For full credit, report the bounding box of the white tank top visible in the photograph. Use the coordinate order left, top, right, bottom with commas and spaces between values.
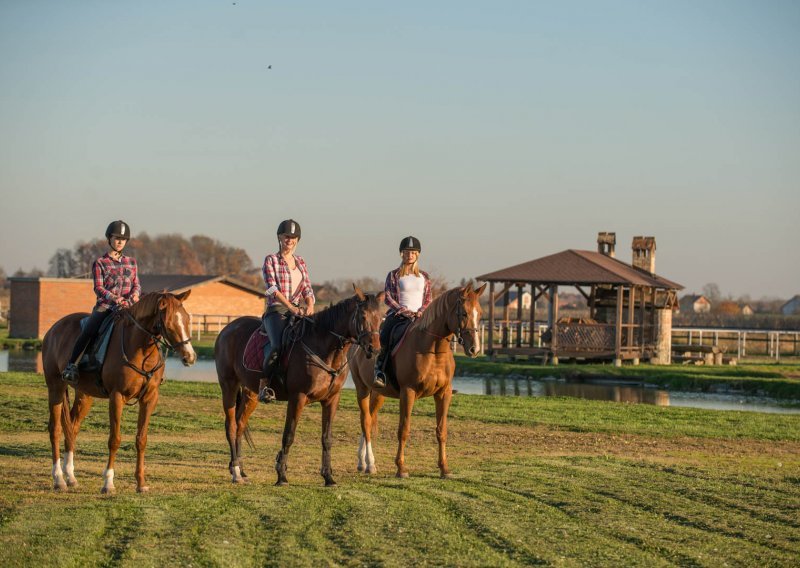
398, 274, 426, 312
290, 265, 302, 298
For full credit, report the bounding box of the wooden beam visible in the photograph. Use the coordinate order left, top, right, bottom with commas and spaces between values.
488, 281, 495, 355
516, 283, 523, 348
615, 286, 623, 359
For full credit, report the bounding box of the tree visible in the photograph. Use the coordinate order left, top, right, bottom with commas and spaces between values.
48, 249, 79, 277
702, 283, 722, 304
0, 266, 7, 289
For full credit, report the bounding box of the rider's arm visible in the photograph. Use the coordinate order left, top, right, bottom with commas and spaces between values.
384, 270, 404, 313
93, 260, 121, 307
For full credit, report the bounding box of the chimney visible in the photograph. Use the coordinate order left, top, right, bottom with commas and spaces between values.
597, 232, 616, 257
632, 236, 656, 274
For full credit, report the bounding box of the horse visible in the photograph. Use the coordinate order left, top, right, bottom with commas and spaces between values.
350, 283, 486, 478
214, 286, 384, 486
41, 291, 197, 493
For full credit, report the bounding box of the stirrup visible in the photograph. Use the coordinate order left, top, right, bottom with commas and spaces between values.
61, 364, 79, 385
373, 366, 387, 388
258, 385, 276, 403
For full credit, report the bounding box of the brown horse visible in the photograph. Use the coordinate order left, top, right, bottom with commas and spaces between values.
350, 283, 486, 478
214, 286, 383, 486
41, 291, 197, 493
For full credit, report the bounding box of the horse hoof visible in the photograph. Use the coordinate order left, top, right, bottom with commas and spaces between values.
325, 479, 337, 487
396, 471, 409, 479
232, 477, 245, 484
441, 472, 452, 479
137, 486, 150, 493
275, 480, 288, 487
67, 478, 79, 487
357, 464, 364, 473
54, 482, 68, 491
100, 487, 115, 495
365, 465, 377, 475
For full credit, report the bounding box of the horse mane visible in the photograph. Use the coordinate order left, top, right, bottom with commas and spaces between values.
125, 291, 177, 322
311, 296, 356, 331
417, 287, 460, 332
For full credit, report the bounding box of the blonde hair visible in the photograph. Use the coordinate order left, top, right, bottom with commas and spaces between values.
398, 250, 421, 277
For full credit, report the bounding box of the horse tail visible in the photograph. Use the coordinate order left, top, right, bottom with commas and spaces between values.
61, 388, 75, 447
236, 387, 256, 451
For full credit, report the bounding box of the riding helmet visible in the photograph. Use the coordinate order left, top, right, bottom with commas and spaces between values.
399, 236, 421, 253
105, 220, 131, 240
277, 219, 301, 238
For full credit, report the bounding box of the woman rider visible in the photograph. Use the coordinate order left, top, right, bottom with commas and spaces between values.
61, 220, 141, 384
258, 219, 316, 403
374, 236, 432, 387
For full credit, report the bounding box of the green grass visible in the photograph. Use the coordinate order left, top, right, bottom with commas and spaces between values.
1, 371, 799, 566
455, 356, 800, 399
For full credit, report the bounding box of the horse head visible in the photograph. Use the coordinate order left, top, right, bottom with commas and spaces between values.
130, 291, 197, 367
352, 284, 384, 359
453, 282, 487, 358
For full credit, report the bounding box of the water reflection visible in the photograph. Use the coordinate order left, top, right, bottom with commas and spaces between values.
2, 351, 797, 414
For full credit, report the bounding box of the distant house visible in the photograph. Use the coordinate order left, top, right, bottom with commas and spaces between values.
679, 294, 711, 314
9, 275, 265, 339
781, 295, 800, 316
493, 290, 532, 311
741, 304, 754, 316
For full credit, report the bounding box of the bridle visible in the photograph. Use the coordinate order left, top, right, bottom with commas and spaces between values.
115, 302, 192, 401
454, 296, 479, 346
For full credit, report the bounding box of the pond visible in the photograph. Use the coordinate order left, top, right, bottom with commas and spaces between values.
2, 350, 798, 414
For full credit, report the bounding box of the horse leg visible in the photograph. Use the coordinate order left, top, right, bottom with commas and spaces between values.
222, 382, 244, 483
356, 392, 371, 473
102, 392, 124, 494
434, 388, 453, 479
134, 391, 158, 493
395, 388, 416, 479
234, 388, 259, 481
63, 391, 94, 487
275, 393, 307, 486
320, 393, 340, 486
48, 385, 67, 491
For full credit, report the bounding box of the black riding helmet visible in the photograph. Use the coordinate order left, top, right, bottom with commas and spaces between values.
105, 220, 131, 240
277, 219, 301, 239
399, 236, 421, 252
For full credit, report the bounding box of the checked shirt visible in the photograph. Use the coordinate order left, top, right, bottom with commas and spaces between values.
92, 253, 141, 311
384, 268, 432, 316
262, 253, 315, 308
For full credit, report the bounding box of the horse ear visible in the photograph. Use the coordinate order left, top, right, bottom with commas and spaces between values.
352, 284, 366, 301
158, 295, 169, 310
461, 285, 471, 299
474, 282, 487, 296
376, 291, 385, 304
175, 289, 191, 303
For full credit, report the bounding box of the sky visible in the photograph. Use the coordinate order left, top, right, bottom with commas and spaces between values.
1, 0, 798, 299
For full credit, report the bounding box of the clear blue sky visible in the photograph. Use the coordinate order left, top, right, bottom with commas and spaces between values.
1, 1, 798, 298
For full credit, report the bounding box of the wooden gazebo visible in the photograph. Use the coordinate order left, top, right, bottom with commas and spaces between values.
476, 235, 683, 365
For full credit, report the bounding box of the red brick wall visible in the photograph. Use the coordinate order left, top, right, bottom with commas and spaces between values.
39, 280, 96, 338
183, 282, 265, 317
9, 280, 41, 338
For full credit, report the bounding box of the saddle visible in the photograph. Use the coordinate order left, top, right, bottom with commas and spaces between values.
382, 318, 414, 388
77, 316, 116, 374
242, 317, 304, 375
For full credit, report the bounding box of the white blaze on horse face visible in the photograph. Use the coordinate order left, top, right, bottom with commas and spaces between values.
472, 307, 481, 352
175, 311, 196, 362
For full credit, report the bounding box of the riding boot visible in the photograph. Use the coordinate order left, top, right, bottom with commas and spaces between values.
373, 349, 388, 388
258, 353, 278, 403
61, 363, 80, 385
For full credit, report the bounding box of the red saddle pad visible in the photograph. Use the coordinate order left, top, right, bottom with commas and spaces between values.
243, 329, 269, 373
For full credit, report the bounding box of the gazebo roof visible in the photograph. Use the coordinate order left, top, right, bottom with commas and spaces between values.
476, 250, 682, 290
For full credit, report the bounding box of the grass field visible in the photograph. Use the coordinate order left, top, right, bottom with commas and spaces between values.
0, 371, 799, 567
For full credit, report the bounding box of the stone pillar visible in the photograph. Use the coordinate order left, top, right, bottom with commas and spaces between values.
651, 307, 673, 365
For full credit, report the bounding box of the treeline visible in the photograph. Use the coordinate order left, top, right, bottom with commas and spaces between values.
674, 313, 800, 331
45, 233, 261, 287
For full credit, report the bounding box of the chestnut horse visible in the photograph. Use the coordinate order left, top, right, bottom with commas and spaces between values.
350, 283, 486, 478
214, 286, 383, 486
41, 291, 197, 493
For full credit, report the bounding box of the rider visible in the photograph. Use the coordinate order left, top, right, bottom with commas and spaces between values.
258, 219, 316, 403
374, 236, 432, 387
61, 220, 141, 384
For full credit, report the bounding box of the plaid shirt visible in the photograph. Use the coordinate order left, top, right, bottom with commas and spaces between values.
262, 253, 315, 308
384, 268, 432, 315
92, 253, 141, 311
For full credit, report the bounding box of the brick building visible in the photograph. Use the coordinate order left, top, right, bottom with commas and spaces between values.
9, 275, 265, 339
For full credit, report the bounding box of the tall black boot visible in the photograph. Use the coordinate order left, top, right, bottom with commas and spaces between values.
373, 349, 388, 388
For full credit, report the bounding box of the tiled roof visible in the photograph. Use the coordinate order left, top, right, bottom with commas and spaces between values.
476, 250, 682, 290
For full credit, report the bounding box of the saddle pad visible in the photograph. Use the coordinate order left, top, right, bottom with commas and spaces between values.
390, 320, 415, 358
243, 329, 270, 373
78, 316, 115, 371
